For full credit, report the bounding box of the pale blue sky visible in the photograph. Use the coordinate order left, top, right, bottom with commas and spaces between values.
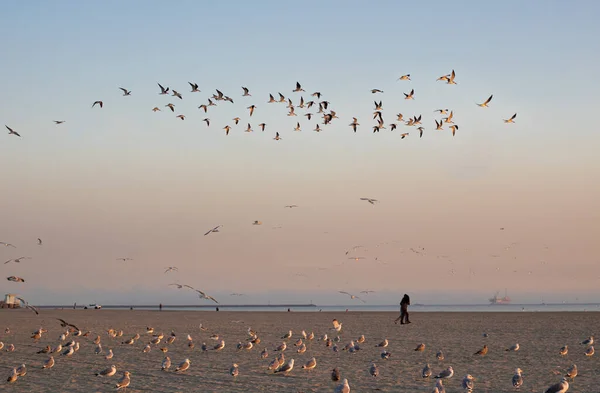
1, 1, 599, 305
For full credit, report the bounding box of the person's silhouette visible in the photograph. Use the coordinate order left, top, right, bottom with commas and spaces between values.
394, 294, 411, 324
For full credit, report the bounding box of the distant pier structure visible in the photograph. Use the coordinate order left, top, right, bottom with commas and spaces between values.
0, 294, 21, 309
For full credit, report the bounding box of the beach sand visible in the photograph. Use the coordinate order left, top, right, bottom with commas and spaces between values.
0, 310, 597, 392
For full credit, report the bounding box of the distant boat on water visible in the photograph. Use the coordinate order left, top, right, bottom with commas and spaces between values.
489, 289, 511, 305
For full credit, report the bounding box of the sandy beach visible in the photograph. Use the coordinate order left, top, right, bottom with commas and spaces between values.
0, 310, 597, 392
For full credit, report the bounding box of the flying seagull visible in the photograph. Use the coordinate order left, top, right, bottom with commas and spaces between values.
398, 74, 411, 81
293, 82, 305, 92
116, 258, 133, 262
17, 297, 39, 315
37, 238, 43, 245
360, 198, 378, 205
57, 318, 79, 331
164, 267, 178, 274
54, 120, 65, 124
92, 101, 103, 108
404, 89, 415, 100
7, 276, 25, 283
504, 113, 517, 123
5, 125, 21, 137
4, 257, 31, 264
477, 94, 493, 107
446, 69, 457, 85
339, 291, 366, 303
119, 88, 131, 96
204, 225, 222, 236
0, 242, 16, 248
242, 87, 251, 96
188, 82, 200, 92
158, 83, 170, 95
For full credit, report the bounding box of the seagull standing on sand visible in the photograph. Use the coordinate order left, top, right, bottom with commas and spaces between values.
461, 374, 475, 392
335, 378, 350, 393
435, 367, 454, 379
422, 363, 432, 378
175, 359, 191, 372
274, 359, 294, 374
512, 368, 523, 389
565, 364, 577, 380
96, 365, 117, 377
559, 345, 568, 355
116, 371, 131, 390
42, 356, 55, 369
544, 378, 569, 393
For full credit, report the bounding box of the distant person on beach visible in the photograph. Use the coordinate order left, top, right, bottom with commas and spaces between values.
216, 307, 219, 312
395, 294, 411, 324
159, 303, 162, 311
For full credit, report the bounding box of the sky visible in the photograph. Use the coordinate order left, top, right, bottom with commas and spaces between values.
1, 1, 599, 306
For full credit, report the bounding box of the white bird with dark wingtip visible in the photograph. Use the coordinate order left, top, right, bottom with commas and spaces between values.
293, 82, 305, 92
161, 356, 171, 371
504, 113, 517, 123
360, 198, 378, 205
96, 365, 117, 377
435, 367, 454, 379
119, 87, 131, 96
461, 374, 475, 392
42, 356, 55, 369
335, 378, 350, 393
158, 83, 169, 95
398, 74, 411, 81
369, 362, 379, 377
543, 377, 569, 393
422, 363, 432, 378
302, 357, 316, 370
477, 94, 493, 107
512, 368, 523, 389
115, 371, 130, 390
446, 69, 457, 85
5, 125, 21, 137
204, 225, 221, 236
175, 358, 191, 372
275, 358, 294, 374
404, 89, 415, 100
581, 336, 594, 346
565, 364, 577, 380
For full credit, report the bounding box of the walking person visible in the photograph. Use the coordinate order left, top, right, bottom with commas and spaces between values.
394, 294, 411, 324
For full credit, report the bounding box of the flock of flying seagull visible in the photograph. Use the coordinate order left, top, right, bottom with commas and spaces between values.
0, 316, 592, 392
4, 70, 518, 142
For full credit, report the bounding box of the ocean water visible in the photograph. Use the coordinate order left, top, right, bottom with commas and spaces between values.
51, 303, 600, 312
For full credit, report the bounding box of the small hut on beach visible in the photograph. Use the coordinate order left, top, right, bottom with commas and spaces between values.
0, 294, 20, 309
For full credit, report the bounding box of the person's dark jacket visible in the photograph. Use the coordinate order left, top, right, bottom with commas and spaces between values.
400, 294, 410, 309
